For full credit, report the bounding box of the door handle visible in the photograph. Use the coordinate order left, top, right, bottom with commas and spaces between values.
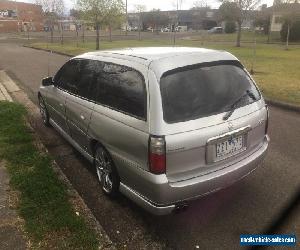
80, 114, 85, 120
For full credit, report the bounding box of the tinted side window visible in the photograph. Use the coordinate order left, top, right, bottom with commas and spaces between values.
54, 60, 80, 92
54, 59, 94, 100
94, 62, 146, 120
75, 60, 95, 99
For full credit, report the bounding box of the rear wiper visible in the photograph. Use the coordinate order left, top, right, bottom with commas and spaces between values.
223, 90, 257, 121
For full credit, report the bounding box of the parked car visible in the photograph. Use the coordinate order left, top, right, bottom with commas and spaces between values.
208, 26, 223, 33
43, 26, 50, 32
147, 27, 153, 32
161, 27, 170, 32
38, 47, 269, 215
175, 25, 188, 32
242, 26, 251, 30
122, 26, 132, 31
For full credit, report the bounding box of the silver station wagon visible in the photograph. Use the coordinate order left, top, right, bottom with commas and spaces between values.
38, 47, 269, 215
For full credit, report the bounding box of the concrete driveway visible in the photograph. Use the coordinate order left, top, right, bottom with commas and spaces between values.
0, 42, 299, 249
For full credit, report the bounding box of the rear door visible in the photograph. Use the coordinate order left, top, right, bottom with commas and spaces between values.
88, 60, 149, 180
158, 61, 268, 182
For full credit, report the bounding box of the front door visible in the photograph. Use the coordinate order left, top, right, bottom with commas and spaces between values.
45, 85, 68, 132
62, 59, 96, 151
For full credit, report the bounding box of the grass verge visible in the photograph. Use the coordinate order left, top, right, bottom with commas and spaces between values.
29, 39, 300, 107
0, 101, 98, 249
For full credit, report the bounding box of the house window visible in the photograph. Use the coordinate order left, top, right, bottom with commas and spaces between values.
206, 12, 213, 18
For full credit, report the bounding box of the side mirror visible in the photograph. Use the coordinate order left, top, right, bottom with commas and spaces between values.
42, 77, 53, 86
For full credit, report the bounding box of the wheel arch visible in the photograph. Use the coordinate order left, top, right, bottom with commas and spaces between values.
91, 138, 121, 191
89, 138, 117, 170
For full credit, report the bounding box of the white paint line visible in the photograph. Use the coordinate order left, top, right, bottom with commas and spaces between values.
0, 70, 20, 93
0, 83, 13, 102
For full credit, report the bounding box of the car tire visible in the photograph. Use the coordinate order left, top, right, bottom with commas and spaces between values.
94, 144, 120, 197
38, 95, 50, 127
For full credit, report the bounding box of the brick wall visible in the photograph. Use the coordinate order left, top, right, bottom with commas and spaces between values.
0, 20, 18, 32
0, 1, 43, 32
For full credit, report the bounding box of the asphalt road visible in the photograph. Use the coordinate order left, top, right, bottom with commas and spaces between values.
0, 42, 299, 250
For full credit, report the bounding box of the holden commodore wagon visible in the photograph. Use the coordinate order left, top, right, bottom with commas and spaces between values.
38, 47, 269, 215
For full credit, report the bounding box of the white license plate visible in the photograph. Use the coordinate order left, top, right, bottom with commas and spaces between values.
216, 135, 244, 160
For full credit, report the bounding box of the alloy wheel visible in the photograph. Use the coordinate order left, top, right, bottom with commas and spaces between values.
95, 147, 114, 193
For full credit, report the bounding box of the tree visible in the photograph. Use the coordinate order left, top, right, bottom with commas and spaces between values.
36, 0, 65, 43
190, 4, 211, 30
70, 8, 82, 19
225, 21, 236, 33
36, 0, 64, 15
77, 0, 124, 50
143, 9, 169, 33
103, 3, 124, 42
254, 7, 271, 35
281, 20, 300, 41
278, 1, 300, 49
155, 11, 170, 30
192, 0, 209, 9
134, 5, 146, 40
219, 0, 261, 47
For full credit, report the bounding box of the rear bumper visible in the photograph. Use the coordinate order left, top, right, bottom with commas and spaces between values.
120, 135, 269, 215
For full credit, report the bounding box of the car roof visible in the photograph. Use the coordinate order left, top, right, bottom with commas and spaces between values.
76, 47, 239, 78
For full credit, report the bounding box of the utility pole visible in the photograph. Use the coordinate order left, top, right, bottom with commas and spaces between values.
250, 24, 257, 75
173, 0, 180, 46
138, 10, 141, 40
125, 0, 128, 36
15, 0, 20, 33
82, 21, 85, 44
268, 0, 276, 43
60, 21, 64, 45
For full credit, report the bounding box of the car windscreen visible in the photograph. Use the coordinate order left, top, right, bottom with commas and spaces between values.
160, 61, 261, 123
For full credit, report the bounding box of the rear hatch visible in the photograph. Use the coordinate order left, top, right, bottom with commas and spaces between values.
160, 61, 268, 182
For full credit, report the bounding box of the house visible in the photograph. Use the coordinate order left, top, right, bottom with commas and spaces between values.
270, 1, 300, 32
0, 0, 43, 32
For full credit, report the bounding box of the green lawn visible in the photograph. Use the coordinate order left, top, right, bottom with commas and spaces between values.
29, 38, 300, 106
0, 102, 99, 249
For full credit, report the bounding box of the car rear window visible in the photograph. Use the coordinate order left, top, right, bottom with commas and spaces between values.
160, 61, 261, 123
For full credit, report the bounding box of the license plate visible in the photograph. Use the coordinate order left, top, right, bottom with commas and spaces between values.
216, 135, 244, 160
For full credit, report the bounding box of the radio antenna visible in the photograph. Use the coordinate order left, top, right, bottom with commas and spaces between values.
46, 37, 52, 77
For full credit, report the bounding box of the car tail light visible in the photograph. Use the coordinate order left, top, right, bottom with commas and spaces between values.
265, 104, 269, 135
149, 136, 166, 174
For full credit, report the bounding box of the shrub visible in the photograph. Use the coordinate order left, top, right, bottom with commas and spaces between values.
280, 20, 300, 41
224, 21, 236, 33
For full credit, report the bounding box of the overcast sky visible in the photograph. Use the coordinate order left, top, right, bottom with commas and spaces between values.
21, 0, 275, 13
